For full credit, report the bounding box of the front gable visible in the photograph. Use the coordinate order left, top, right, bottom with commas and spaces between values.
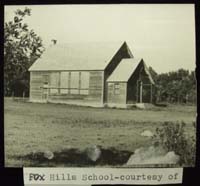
128, 59, 155, 85
104, 41, 134, 79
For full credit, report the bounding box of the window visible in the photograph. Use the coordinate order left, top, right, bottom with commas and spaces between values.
114, 83, 120, 95
50, 72, 59, 94
108, 83, 114, 95
43, 74, 49, 84
42, 74, 49, 99
80, 72, 89, 95
70, 72, 79, 94
49, 71, 90, 95
60, 72, 69, 94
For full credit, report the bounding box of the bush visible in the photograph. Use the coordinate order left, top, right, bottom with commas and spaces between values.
153, 121, 196, 167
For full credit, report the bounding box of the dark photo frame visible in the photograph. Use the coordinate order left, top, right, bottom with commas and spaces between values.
1, 0, 199, 185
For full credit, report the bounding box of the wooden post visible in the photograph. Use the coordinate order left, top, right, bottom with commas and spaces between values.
47, 86, 50, 101
185, 94, 187, 104
136, 80, 138, 103
101, 71, 105, 105
58, 72, 61, 94
68, 72, 71, 94
78, 72, 81, 95
139, 81, 143, 103
12, 91, 14, 100
23, 91, 25, 102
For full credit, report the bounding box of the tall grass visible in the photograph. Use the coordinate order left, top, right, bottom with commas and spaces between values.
153, 121, 196, 167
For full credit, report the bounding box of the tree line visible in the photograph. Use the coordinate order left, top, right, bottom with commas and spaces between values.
149, 67, 196, 104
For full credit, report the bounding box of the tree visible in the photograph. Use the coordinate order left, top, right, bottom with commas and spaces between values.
149, 66, 158, 81
154, 69, 196, 104
4, 7, 44, 96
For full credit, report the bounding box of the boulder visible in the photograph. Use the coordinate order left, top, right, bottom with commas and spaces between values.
43, 150, 54, 160
164, 151, 180, 164
141, 130, 154, 137
85, 145, 101, 162
135, 103, 145, 109
126, 146, 180, 165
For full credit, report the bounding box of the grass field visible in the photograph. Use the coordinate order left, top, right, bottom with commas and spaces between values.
4, 98, 196, 167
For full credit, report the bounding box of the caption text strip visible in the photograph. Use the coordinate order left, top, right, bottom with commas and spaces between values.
24, 167, 183, 185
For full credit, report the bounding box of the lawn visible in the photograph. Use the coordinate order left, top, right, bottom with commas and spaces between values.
4, 98, 196, 167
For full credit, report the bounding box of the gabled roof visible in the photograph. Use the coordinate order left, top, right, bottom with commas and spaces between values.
107, 58, 155, 84
29, 41, 131, 71
107, 58, 142, 82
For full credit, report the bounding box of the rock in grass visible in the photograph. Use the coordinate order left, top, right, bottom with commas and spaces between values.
43, 150, 54, 160
135, 103, 145, 109
164, 151, 180, 164
126, 146, 180, 165
85, 145, 101, 162
141, 130, 153, 137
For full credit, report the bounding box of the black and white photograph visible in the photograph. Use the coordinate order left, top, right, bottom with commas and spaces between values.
4, 4, 196, 168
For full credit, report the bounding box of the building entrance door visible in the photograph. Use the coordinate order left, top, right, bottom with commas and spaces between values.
137, 80, 152, 103
42, 74, 50, 100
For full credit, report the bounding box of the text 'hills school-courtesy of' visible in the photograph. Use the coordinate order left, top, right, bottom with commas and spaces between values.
28, 41, 155, 108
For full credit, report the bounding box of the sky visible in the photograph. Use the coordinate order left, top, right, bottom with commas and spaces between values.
4, 4, 196, 73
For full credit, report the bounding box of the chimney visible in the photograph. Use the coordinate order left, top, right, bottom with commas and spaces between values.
51, 39, 57, 45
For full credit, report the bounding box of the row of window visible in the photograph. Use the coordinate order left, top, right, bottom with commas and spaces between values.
43, 72, 90, 95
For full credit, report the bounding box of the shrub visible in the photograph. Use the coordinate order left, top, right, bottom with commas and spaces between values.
153, 121, 196, 167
